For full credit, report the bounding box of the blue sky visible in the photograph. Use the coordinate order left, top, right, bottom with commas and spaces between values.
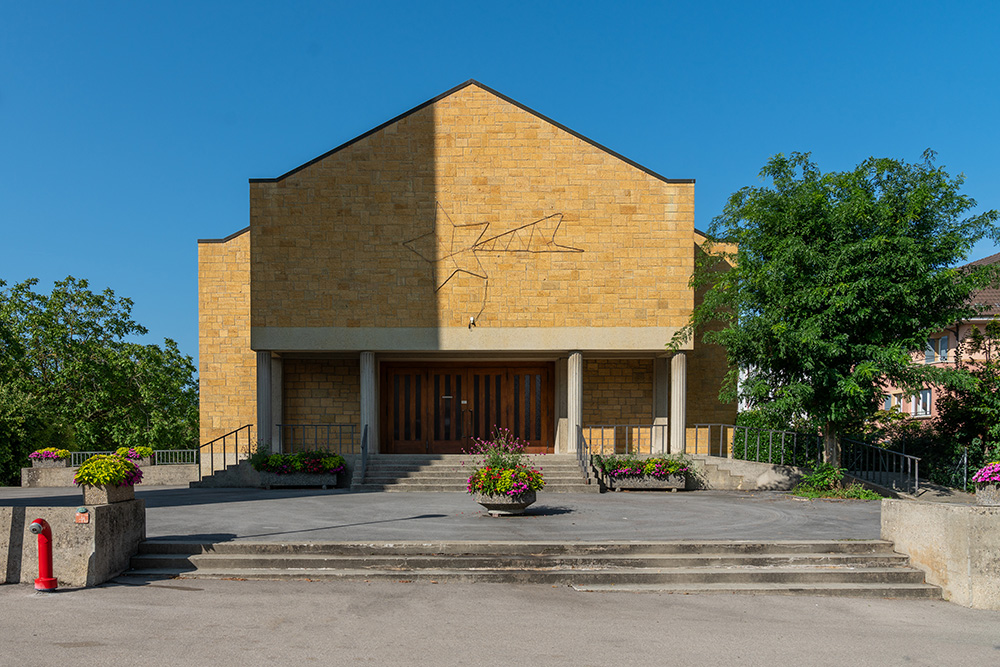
3, 1, 999, 364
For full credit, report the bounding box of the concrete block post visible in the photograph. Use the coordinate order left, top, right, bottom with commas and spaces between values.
653, 356, 670, 453
669, 352, 687, 454
270, 355, 282, 453
360, 351, 378, 454
567, 351, 583, 453
256, 351, 272, 453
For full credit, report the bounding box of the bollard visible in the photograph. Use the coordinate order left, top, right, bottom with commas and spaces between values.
28, 519, 57, 591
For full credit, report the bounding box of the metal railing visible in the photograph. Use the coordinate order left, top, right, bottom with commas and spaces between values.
276, 423, 358, 455
154, 450, 199, 465
691, 424, 823, 466
842, 437, 921, 494
576, 425, 590, 483
358, 424, 369, 486
70, 449, 199, 466
70, 451, 114, 466
201, 424, 254, 478
582, 424, 669, 456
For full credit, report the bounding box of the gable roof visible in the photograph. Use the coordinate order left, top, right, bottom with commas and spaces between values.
965, 251, 1000, 317
249, 79, 694, 186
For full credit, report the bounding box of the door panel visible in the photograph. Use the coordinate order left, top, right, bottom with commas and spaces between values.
382, 363, 554, 455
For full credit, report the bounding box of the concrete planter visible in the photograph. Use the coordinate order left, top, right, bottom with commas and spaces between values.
128, 457, 153, 467
81, 484, 136, 504
609, 474, 687, 491
475, 491, 537, 516
259, 472, 339, 489
31, 459, 70, 468
976, 483, 1000, 506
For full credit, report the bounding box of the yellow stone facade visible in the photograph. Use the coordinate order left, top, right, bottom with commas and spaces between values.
249, 83, 693, 332
198, 81, 735, 455
197, 230, 256, 447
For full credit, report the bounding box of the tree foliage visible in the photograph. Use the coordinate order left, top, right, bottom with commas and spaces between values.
679, 151, 1000, 463
0, 277, 198, 484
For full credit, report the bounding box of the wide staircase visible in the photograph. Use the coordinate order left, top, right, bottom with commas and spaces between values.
353, 454, 597, 493
125, 539, 940, 597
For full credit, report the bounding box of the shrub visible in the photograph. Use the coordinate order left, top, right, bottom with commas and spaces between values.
249, 449, 346, 476
73, 454, 143, 487
592, 455, 691, 479
29, 447, 71, 461
464, 427, 545, 496
115, 446, 154, 460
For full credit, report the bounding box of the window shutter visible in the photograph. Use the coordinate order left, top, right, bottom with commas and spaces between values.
925, 340, 935, 364
939, 336, 949, 361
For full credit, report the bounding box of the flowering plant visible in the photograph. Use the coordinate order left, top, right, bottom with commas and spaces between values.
971, 461, 1000, 486
29, 447, 71, 461
465, 427, 545, 496
116, 446, 154, 460
592, 455, 691, 479
73, 454, 143, 487
249, 450, 346, 476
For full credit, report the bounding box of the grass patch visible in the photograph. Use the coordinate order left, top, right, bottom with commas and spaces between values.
791, 483, 883, 500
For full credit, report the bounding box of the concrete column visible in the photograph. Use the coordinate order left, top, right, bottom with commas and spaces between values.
360, 351, 378, 454
256, 351, 272, 452
669, 352, 687, 454
554, 358, 568, 454
270, 355, 283, 453
653, 356, 670, 453
567, 351, 583, 453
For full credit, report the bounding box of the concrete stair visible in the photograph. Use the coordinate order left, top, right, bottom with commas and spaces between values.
354, 454, 598, 493
125, 539, 941, 598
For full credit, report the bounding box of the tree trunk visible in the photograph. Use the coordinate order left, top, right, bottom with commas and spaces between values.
822, 421, 841, 467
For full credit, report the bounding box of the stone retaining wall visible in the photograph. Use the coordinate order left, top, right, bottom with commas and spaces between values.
881, 499, 1000, 610
1, 500, 145, 587
21, 465, 199, 488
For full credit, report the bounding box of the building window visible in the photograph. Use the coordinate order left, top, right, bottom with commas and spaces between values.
911, 388, 932, 417
925, 340, 935, 364
938, 336, 949, 362
884, 395, 892, 411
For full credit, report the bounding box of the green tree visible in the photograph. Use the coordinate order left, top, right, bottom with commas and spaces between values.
679, 151, 1000, 464
0, 277, 198, 484
935, 319, 1000, 470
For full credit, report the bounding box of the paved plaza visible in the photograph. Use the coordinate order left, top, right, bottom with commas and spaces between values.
1, 485, 881, 543
4, 486, 998, 666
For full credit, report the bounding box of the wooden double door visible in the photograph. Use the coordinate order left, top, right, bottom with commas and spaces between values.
382, 363, 554, 454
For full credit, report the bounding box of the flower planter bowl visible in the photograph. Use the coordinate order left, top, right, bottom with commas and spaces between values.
475, 491, 537, 516
610, 474, 687, 492
259, 472, 339, 490
82, 484, 135, 504
31, 459, 70, 468
976, 483, 1000, 507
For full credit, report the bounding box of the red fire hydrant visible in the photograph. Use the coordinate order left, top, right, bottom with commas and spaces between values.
29, 519, 58, 591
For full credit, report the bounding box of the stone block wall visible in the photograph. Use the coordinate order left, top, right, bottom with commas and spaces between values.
283, 358, 360, 424
250, 82, 695, 332
198, 230, 257, 446
582, 359, 654, 424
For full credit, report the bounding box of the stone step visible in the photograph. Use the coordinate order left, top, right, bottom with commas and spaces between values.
136, 539, 905, 556
126, 537, 939, 598
570, 583, 941, 598
131, 551, 911, 571
124, 565, 929, 586
353, 483, 598, 493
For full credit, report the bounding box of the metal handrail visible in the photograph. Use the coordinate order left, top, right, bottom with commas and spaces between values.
582, 424, 669, 456
276, 423, 357, 454
842, 437, 921, 494
201, 424, 253, 480
70, 451, 115, 466
70, 449, 200, 467
691, 423, 822, 465
576, 425, 590, 482
358, 424, 369, 487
